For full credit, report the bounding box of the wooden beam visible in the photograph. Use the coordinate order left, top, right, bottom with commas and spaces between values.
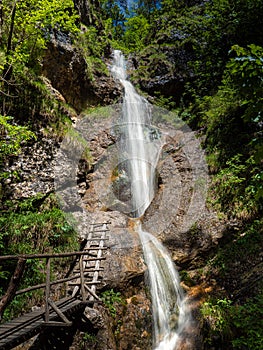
84, 284, 101, 301
47, 299, 72, 325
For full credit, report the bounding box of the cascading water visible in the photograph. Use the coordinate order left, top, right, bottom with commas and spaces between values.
111, 50, 190, 349
111, 50, 160, 217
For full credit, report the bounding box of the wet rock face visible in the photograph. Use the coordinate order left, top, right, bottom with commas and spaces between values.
78, 110, 228, 350
42, 35, 121, 113
117, 290, 152, 350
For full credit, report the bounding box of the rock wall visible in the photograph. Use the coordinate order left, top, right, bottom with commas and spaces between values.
131, 41, 195, 103
42, 33, 121, 113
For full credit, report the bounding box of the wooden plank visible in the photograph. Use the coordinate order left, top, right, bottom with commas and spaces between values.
73, 267, 104, 273
80, 247, 107, 250
88, 224, 107, 301
85, 238, 109, 241
43, 321, 72, 327
89, 222, 111, 225
68, 281, 101, 286
0, 221, 110, 350
0, 317, 42, 340
0, 298, 81, 341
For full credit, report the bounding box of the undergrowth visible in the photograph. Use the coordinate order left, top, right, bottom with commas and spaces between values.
0, 193, 78, 321
201, 292, 263, 349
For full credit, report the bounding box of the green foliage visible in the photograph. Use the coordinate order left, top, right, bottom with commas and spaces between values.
1, 0, 79, 71
201, 293, 263, 350
210, 155, 262, 218
129, 0, 263, 103
0, 50, 6, 73
122, 15, 150, 52
101, 289, 123, 318
0, 115, 36, 180
135, 0, 159, 18
80, 332, 98, 348
191, 43, 263, 218
231, 293, 263, 350
0, 194, 78, 320
225, 44, 263, 124
153, 92, 177, 109
1, 71, 74, 138
1, 289, 44, 322
0, 194, 77, 255
210, 219, 262, 277
0, 115, 36, 158
201, 298, 233, 337
75, 25, 109, 81
102, 1, 125, 40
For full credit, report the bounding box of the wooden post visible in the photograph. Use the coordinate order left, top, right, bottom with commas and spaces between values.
0, 258, 26, 320
45, 258, 51, 323
79, 256, 85, 300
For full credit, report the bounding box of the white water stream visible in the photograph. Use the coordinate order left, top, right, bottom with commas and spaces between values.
111, 50, 190, 349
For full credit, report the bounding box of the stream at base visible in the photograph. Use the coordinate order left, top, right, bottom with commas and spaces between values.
111, 50, 191, 349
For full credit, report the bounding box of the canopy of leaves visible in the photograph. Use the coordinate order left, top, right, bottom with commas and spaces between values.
1, 0, 79, 73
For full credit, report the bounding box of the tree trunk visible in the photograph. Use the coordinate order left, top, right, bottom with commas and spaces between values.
6, 2, 16, 56
0, 0, 3, 43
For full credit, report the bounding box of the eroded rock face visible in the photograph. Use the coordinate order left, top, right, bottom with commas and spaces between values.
42, 34, 121, 113
117, 290, 152, 350
1, 133, 58, 201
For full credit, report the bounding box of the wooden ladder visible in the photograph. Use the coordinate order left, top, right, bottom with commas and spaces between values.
68, 222, 110, 302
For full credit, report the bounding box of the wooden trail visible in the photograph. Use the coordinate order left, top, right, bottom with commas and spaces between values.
0, 222, 110, 350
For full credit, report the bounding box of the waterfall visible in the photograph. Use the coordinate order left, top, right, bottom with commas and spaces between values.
111, 50, 190, 349
111, 50, 160, 217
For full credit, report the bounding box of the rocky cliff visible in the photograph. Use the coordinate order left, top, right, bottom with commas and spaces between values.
42, 32, 121, 113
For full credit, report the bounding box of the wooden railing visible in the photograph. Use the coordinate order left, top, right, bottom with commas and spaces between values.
0, 250, 105, 323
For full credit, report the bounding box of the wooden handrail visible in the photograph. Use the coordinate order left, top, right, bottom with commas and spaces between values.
0, 251, 106, 319
15, 268, 104, 296
0, 221, 110, 322
0, 249, 106, 261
